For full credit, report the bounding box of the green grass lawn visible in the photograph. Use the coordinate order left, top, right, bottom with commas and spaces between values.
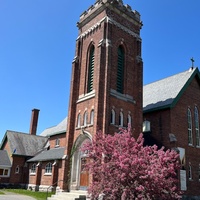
0, 191, 4, 194
0, 189, 55, 200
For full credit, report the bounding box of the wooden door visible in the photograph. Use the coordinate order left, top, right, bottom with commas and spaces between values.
80, 157, 89, 187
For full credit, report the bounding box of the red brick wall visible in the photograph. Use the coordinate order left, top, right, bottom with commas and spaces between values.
48, 133, 66, 148
9, 156, 28, 184
29, 160, 63, 188
144, 75, 200, 196
171, 76, 200, 196
64, 1, 143, 191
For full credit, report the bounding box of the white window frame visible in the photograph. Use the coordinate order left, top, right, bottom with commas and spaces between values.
30, 163, 36, 174
83, 111, 88, 126
119, 111, 123, 127
15, 165, 20, 174
77, 113, 81, 128
45, 162, 52, 175
0, 168, 10, 177
127, 114, 132, 126
188, 163, 192, 180
111, 109, 115, 125
195, 106, 200, 147
90, 110, 94, 125
55, 138, 60, 147
188, 108, 193, 145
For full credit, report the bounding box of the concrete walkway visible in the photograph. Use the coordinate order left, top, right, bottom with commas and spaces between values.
0, 191, 36, 200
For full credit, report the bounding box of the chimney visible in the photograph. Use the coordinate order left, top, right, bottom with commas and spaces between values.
29, 109, 40, 135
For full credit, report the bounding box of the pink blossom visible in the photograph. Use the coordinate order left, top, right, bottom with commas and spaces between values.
81, 129, 182, 200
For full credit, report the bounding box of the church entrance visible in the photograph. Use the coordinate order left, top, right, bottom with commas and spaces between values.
80, 157, 89, 187
70, 132, 91, 190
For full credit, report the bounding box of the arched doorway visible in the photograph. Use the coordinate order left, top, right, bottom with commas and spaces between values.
70, 131, 92, 190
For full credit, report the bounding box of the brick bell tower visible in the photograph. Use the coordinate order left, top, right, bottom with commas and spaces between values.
63, 0, 143, 190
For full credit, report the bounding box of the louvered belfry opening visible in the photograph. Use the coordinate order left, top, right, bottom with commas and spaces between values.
117, 46, 124, 93
87, 45, 95, 93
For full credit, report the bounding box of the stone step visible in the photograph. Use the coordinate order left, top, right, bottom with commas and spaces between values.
47, 190, 89, 200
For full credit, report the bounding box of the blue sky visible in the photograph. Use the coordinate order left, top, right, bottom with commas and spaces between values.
0, 0, 200, 142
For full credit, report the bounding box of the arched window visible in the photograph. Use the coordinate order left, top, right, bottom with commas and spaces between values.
77, 113, 81, 128
117, 46, 124, 93
90, 110, 94, 125
87, 45, 95, 93
143, 120, 151, 132
45, 163, 52, 174
198, 164, 200, 181
110, 109, 115, 125
15, 165, 20, 174
195, 106, 200, 146
127, 114, 132, 126
188, 108, 193, 145
83, 111, 88, 126
119, 111, 124, 127
188, 163, 192, 180
30, 163, 36, 174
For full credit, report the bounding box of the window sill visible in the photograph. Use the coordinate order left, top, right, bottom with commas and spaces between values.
44, 173, 52, 176
30, 173, 36, 176
188, 144, 194, 147
76, 124, 93, 130
110, 89, 135, 104
77, 90, 95, 103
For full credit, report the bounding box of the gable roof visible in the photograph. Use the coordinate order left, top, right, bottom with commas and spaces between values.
0, 150, 11, 167
0, 131, 48, 157
40, 117, 67, 137
143, 67, 200, 113
27, 147, 66, 162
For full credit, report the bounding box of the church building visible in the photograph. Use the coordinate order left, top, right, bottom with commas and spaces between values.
1, 0, 200, 199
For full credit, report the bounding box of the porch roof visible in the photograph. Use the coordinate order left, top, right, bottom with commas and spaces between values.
27, 147, 66, 162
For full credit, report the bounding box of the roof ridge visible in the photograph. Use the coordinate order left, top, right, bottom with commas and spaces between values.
144, 67, 197, 87
7, 130, 46, 138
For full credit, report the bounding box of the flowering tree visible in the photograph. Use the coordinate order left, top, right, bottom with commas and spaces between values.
82, 128, 182, 200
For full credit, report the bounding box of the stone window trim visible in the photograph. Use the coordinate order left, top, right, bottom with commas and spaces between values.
127, 114, 132, 126
87, 45, 95, 93
76, 113, 81, 128
110, 109, 116, 125
90, 109, 94, 125
119, 111, 124, 127
116, 45, 125, 94
83, 111, 88, 126
77, 90, 95, 103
